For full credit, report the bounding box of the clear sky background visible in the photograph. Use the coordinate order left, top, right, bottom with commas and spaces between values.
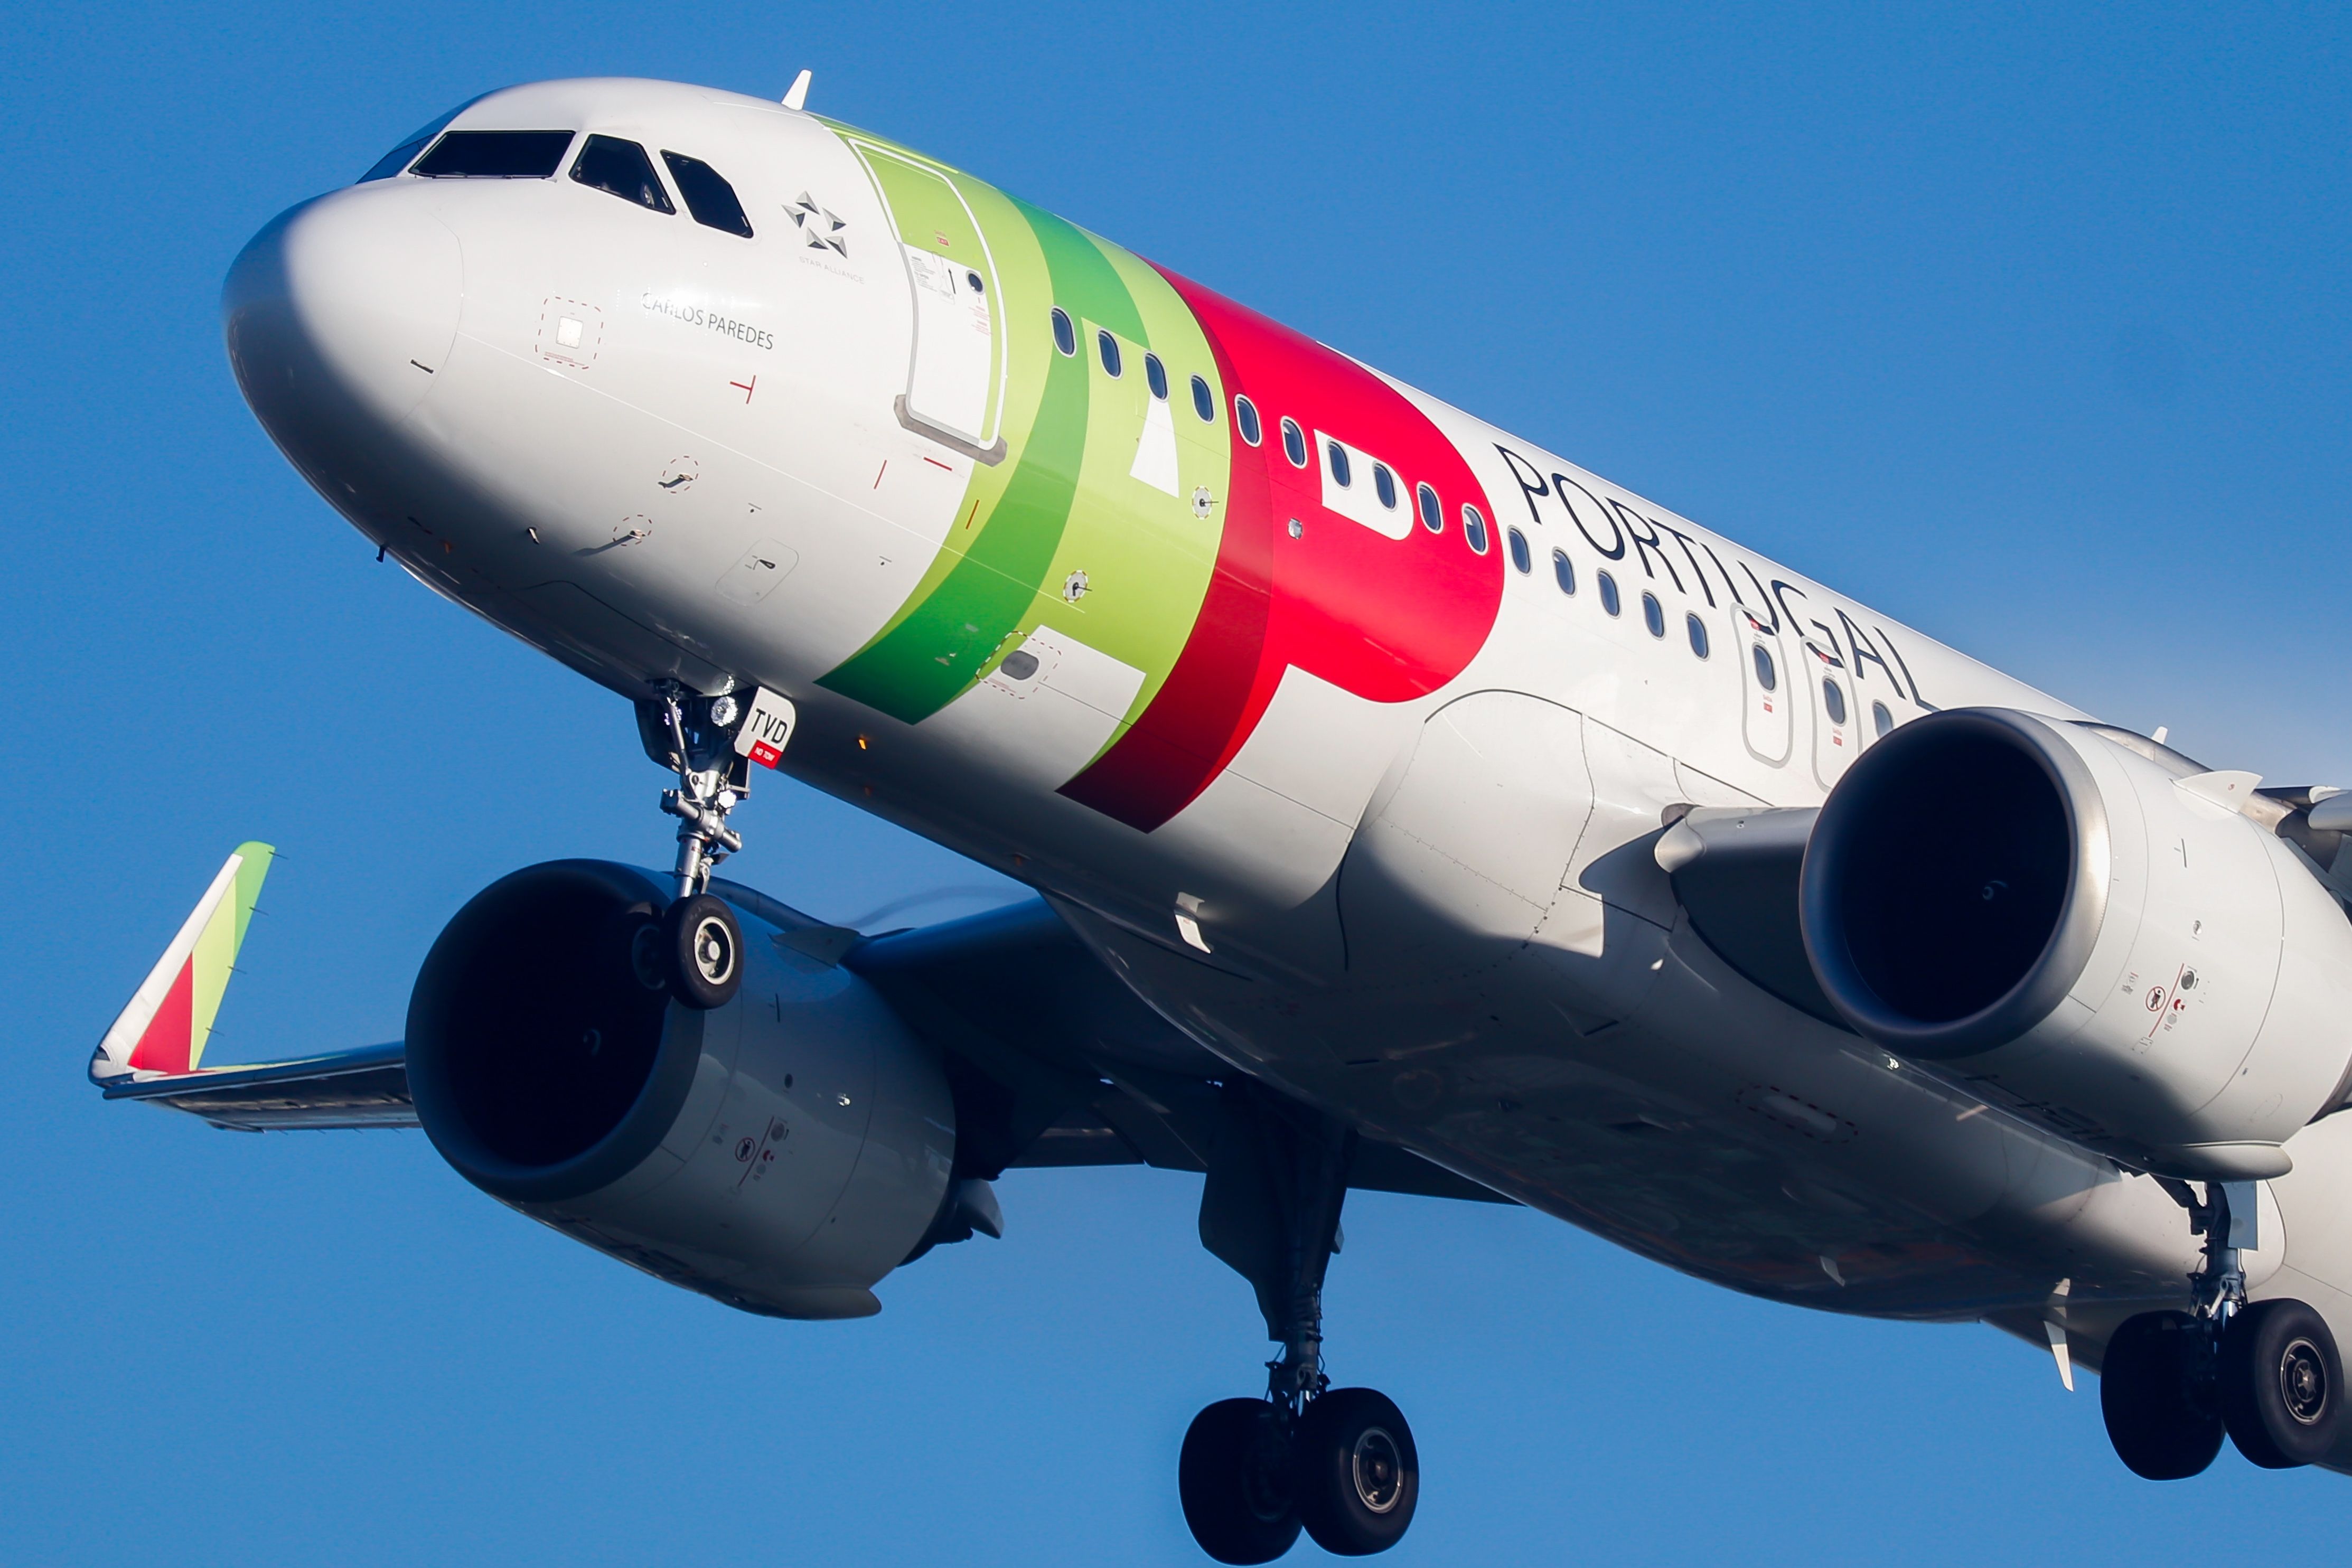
3, 3, 2348, 1562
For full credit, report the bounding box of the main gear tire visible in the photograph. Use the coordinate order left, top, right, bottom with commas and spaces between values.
660, 894, 742, 1010
2100, 1311, 2222, 1480
1294, 1387, 1418, 1556
2222, 1297, 2342, 1469
1178, 1399, 1300, 1565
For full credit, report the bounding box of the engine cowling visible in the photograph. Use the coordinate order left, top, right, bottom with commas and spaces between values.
1800, 708, 2352, 1178
405, 860, 954, 1318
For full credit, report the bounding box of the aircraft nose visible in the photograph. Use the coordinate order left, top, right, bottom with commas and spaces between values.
223, 188, 462, 468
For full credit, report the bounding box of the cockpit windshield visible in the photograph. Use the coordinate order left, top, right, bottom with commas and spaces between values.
411, 130, 577, 180
570, 135, 675, 213
661, 152, 754, 238
358, 98, 479, 182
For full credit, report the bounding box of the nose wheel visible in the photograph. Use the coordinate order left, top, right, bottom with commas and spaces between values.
1180, 1086, 1420, 1560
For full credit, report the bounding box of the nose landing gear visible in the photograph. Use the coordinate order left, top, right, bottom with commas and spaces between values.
2100, 1180, 2343, 1478
632, 683, 794, 1011
1180, 1086, 1419, 1562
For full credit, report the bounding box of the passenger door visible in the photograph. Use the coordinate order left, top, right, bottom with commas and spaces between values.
849, 142, 1005, 461
1734, 605, 1793, 766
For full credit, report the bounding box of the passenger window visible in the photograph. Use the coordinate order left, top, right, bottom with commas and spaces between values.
1326, 440, 1353, 487
1281, 418, 1307, 467
1552, 548, 1575, 595
1507, 527, 1532, 573
1463, 504, 1491, 554
1191, 375, 1216, 422
1236, 396, 1263, 446
1686, 614, 1710, 658
1872, 701, 1894, 738
1598, 570, 1620, 616
1145, 353, 1169, 400
1753, 644, 1777, 691
1051, 308, 1076, 356
1642, 593, 1665, 637
661, 151, 753, 236
1373, 464, 1398, 509
570, 135, 674, 212
1416, 483, 1442, 533
1823, 679, 1849, 726
1098, 331, 1122, 377
413, 129, 575, 179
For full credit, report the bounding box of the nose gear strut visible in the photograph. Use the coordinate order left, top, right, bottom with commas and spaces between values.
642, 684, 747, 899
635, 681, 797, 899
630, 683, 797, 1012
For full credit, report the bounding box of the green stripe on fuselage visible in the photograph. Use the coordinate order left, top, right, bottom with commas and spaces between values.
818, 196, 1140, 722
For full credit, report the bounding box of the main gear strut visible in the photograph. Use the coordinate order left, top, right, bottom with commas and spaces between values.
1180, 1083, 1419, 1563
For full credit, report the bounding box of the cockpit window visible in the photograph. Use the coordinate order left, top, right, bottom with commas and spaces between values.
660, 152, 753, 237
410, 130, 575, 180
570, 135, 674, 214
359, 98, 479, 181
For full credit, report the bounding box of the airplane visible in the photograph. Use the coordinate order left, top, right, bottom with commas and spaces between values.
91, 72, 2352, 1562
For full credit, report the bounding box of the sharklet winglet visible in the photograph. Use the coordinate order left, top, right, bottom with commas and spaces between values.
91, 842, 275, 1083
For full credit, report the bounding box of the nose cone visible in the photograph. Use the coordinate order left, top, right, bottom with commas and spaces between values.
223, 187, 462, 477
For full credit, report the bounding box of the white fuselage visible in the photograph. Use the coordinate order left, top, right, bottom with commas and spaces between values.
224, 77, 2352, 1366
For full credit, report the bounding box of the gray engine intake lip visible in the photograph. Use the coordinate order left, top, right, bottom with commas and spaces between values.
406, 859, 706, 1205
1800, 707, 2110, 1060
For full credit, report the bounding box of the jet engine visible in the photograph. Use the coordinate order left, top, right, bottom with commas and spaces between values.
1800, 708, 2352, 1178
404, 860, 955, 1318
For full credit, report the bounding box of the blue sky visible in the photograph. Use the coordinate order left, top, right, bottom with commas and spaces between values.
3, 2, 2349, 1562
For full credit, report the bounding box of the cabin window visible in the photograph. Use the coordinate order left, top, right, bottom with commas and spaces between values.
1552, 548, 1575, 595
1753, 643, 1778, 691
1598, 570, 1621, 616
1417, 483, 1442, 533
1872, 700, 1894, 738
413, 129, 575, 180
1145, 353, 1169, 400
1097, 330, 1122, 377
1686, 614, 1710, 658
1326, 440, 1353, 487
1051, 308, 1076, 356
1191, 375, 1216, 422
1236, 396, 1263, 445
661, 151, 753, 236
1463, 504, 1491, 554
1373, 464, 1398, 509
1823, 679, 1849, 726
569, 135, 674, 213
1642, 593, 1665, 637
1281, 418, 1308, 467
1507, 527, 1532, 574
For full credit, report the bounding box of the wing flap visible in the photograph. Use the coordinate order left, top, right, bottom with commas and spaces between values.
101, 1041, 414, 1131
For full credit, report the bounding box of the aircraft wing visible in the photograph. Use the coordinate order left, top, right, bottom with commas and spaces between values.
93, 851, 1502, 1205
99, 1041, 415, 1131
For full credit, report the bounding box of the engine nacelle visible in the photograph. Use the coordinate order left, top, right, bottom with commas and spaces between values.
1801, 708, 2352, 1178
405, 861, 954, 1318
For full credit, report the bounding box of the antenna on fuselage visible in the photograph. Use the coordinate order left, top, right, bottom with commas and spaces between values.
782, 69, 812, 111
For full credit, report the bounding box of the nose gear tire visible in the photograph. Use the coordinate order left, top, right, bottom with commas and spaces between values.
1178, 1398, 1300, 1565
2099, 1311, 2222, 1479
2221, 1298, 2342, 1469
660, 894, 742, 1010
1294, 1388, 1418, 1556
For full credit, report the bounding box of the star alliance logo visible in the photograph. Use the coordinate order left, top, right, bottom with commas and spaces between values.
790, 193, 848, 258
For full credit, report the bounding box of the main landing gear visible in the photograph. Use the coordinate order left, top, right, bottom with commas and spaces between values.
629, 683, 754, 1012
2101, 1180, 2343, 1478
1180, 1087, 1419, 1562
